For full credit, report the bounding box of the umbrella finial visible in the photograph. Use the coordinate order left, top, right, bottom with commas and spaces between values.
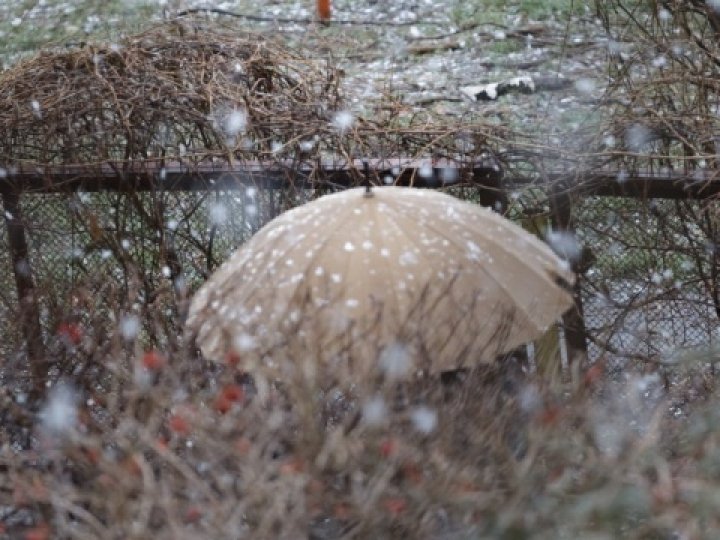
363, 160, 373, 198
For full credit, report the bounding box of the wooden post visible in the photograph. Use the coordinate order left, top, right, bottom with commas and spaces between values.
1, 189, 46, 393
317, 0, 331, 21
549, 186, 588, 362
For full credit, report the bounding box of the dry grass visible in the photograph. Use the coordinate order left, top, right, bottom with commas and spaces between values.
2, 293, 719, 539
0, 16, 511, 183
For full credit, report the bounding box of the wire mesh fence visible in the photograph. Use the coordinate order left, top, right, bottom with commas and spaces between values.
2, 186, 719, 381
0, 188, 297, 387
575, 195, 720, 362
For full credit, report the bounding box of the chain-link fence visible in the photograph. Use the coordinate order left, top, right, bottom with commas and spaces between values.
2, 186, 719, 383
0, 187, 323, 387
575, 196, 720, 362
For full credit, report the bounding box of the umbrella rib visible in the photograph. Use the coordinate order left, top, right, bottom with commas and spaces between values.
279, 200, 362, 322
393, 198, 562, 330
386, 200, 536, 329
368, 200, 405, 344
377, 207, 525, 363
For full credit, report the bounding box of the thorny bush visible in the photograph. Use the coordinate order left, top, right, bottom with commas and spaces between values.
1, 285, 720, 539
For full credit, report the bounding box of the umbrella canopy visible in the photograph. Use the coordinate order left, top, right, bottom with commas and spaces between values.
186, 186, 575, 379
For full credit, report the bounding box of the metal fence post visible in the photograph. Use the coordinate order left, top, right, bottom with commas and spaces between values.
549, 186, 588, 362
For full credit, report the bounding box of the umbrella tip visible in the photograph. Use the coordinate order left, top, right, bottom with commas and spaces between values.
363, 160, 374, 198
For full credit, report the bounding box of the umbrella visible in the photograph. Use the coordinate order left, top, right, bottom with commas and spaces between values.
186, 186, 575, 379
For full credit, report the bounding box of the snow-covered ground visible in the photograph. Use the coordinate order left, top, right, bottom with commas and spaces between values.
0, 0, 609, 130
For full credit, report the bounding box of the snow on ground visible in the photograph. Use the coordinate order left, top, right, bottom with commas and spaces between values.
0, 0, 610, 136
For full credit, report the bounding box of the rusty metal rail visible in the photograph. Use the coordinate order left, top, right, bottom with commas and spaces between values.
0, 158, 501, 193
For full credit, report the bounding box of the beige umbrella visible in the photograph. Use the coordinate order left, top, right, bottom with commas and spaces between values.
186, 186, 575, 380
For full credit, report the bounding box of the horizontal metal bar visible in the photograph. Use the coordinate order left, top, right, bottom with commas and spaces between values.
4, 159, 718, 199
0, 158, 502, 193
509, 169, 720, 200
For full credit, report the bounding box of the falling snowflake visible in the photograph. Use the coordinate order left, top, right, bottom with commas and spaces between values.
30, 99, 42, 119
378, 342, 412, 379
440, 167, 459, 184
224, 109, 247, 136
410, 406, 437, 434
299, 139, 315, 152
119, 314, 141, 341
574, 78, 596, 94
332, 110, 355, 133
418, 164, 433, 179
233, 332, 257, 352
40, 383, 78, 434
209, 202, 228, 225
362, 395, 388, 426
546, 230, 582, 261
625, 124, 654, 152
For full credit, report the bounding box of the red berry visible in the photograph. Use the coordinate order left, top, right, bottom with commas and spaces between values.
333, 503, 352, 520
155, 437, 169, 452
57, 322, 82, 345
383, 497, 406, 517
401, 461, 423, 484
537, 405, 561, 426
185, 506, 202, 524
225, 350, 241, 367
25, 524, 50, 540
213, 395, 232, 414
583, 362, 605, 386
142, 350, 166, 371
235, 437, 252, 455
168, 414, 190, 436
379, 438, 397, 458
221, 384, 244, 402
279, 456, 304, 475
